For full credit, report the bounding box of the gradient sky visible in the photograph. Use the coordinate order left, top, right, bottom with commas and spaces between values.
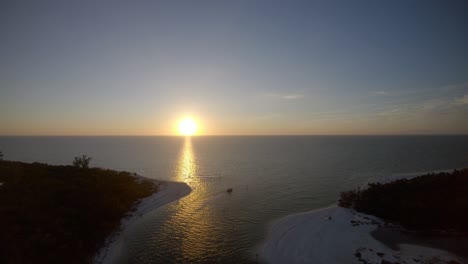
1, 0, 467, 135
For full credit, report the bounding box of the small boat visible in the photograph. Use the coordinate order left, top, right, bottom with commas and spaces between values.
226, 188, 233, 193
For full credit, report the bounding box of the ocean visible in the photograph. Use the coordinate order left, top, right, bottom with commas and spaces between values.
1, 136, 467, 263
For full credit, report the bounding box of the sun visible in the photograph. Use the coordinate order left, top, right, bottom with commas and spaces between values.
178, 118, 198, 136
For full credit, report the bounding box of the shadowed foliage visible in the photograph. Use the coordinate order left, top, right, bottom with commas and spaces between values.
73, 154, 92, 169
339, 169, 468, 232
0, 160, 157, 264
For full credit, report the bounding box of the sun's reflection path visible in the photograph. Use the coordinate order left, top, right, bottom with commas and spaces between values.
165, 137, 219, 262
177, 137, 197, 182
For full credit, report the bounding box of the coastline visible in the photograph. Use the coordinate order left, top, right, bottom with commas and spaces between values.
258, 206, 463, 264
93, 178, 192, 264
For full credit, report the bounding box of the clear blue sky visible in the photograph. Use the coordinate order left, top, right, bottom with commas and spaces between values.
1, 0, 467, 135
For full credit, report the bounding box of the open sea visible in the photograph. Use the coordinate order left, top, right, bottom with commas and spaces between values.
1, 136, 468, 263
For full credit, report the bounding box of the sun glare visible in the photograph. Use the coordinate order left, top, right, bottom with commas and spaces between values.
178, 118, 198, 136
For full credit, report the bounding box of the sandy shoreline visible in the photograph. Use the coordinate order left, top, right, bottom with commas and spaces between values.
93, 178, 191, 264
258, 206, 463, 264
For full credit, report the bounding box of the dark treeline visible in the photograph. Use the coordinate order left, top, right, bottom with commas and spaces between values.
339, 169, 468, 232
0, 160, 157, 264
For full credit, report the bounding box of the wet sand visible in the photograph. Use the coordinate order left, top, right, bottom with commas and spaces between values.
372, 227, 468, 261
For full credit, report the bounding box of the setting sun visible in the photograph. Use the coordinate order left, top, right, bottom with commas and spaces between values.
178, 118, 198, 136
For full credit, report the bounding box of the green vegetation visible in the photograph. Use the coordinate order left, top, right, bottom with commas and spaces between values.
339, 169, 468, 232
0, 160, 158, 264
73, 154, 92, 169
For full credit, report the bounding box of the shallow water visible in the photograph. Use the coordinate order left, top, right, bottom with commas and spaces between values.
1, 136, 468, 263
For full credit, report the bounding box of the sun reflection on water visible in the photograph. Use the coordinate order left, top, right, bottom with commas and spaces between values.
167, 137, 219, 262
176, 137, 197, 182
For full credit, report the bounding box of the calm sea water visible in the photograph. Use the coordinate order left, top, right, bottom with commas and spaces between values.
1, 136, 468, 263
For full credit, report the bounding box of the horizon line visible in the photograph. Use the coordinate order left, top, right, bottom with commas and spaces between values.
1, 134, 468, 137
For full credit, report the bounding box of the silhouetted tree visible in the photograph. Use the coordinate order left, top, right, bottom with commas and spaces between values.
73, 155, 92, 169
339, 169, 468, 232
0, 150, 3, 160
0, 160, 156, 263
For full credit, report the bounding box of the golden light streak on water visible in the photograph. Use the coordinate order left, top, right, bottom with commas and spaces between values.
168, 136, 219, 262
176, 137, 197, 182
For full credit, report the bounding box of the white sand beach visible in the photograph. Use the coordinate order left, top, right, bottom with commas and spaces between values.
258, 206, 462, 264
94, 179, 191, 264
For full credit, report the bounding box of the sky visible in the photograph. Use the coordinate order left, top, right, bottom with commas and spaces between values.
1, 0, 467, 135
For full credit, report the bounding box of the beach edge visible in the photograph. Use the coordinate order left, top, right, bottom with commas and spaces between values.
257, 205, 463, 264
93, 178, 192, 264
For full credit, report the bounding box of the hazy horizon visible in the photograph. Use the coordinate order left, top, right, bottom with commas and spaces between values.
1, 134, 468, 137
